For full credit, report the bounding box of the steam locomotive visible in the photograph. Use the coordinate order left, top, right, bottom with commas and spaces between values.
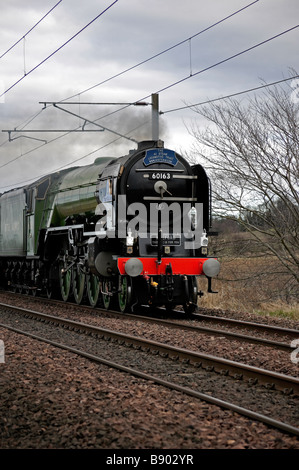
0, 140, 220, 314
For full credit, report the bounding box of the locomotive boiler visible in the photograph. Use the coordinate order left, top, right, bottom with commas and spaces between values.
0, 140, 220, 314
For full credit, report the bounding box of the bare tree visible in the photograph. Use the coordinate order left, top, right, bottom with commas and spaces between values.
187, 76, 299, 297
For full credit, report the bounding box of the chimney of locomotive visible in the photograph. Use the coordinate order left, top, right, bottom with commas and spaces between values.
137, 140, 164, 151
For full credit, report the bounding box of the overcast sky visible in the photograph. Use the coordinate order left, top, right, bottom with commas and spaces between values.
0, 0, 298, 192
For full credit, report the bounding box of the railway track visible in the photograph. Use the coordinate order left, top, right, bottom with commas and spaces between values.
1, 292, 298, 352
141, 307, 297, 352
192, 311, 299, 341
0, 301, 298, 437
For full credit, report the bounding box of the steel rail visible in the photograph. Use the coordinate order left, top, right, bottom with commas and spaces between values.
1, 320, 299, 438
0, 302, 298, 394
1, 297, 296, 351
192, 312, 299, 338
134, 307, 295, 351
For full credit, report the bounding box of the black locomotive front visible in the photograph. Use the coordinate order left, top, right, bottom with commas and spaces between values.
91, 140, 220, 313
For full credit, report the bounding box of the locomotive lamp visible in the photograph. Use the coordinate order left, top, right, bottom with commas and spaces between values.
126, 229, 134, 254
200, 230, 209, 247
198, 230, 208, 254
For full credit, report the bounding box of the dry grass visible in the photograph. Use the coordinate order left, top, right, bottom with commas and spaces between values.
197, 256, 299, 320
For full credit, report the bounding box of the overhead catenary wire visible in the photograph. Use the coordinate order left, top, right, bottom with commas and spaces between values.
153, 24, 299, 97
163, 74, 299, 114
64, 24, 299, 134
0, 0, 260, 148
60, 0, 260, 103
1, 3, 297, 190
3, 0, 260, 135
0, 107, 46, 148
1, 23, 298, 178
0, 0, 63, 60
0, 0, 119, 100
1, 70, 297, 188
0, 119, 150, 191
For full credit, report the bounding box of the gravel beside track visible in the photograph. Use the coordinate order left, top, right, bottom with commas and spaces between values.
0, 292, 298, 449
1, 328, 299, 449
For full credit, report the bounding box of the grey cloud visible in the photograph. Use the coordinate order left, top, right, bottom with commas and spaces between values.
1, 0, 298, 192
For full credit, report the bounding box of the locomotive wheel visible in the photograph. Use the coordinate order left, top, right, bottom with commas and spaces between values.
118, 276, 132, 313
101, 279, 112, 309
46, 282, 54, 299
86, 273, 100, 307
183, 275, 198, 315
72, 264, 85, 304
59, 261, 72, 302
